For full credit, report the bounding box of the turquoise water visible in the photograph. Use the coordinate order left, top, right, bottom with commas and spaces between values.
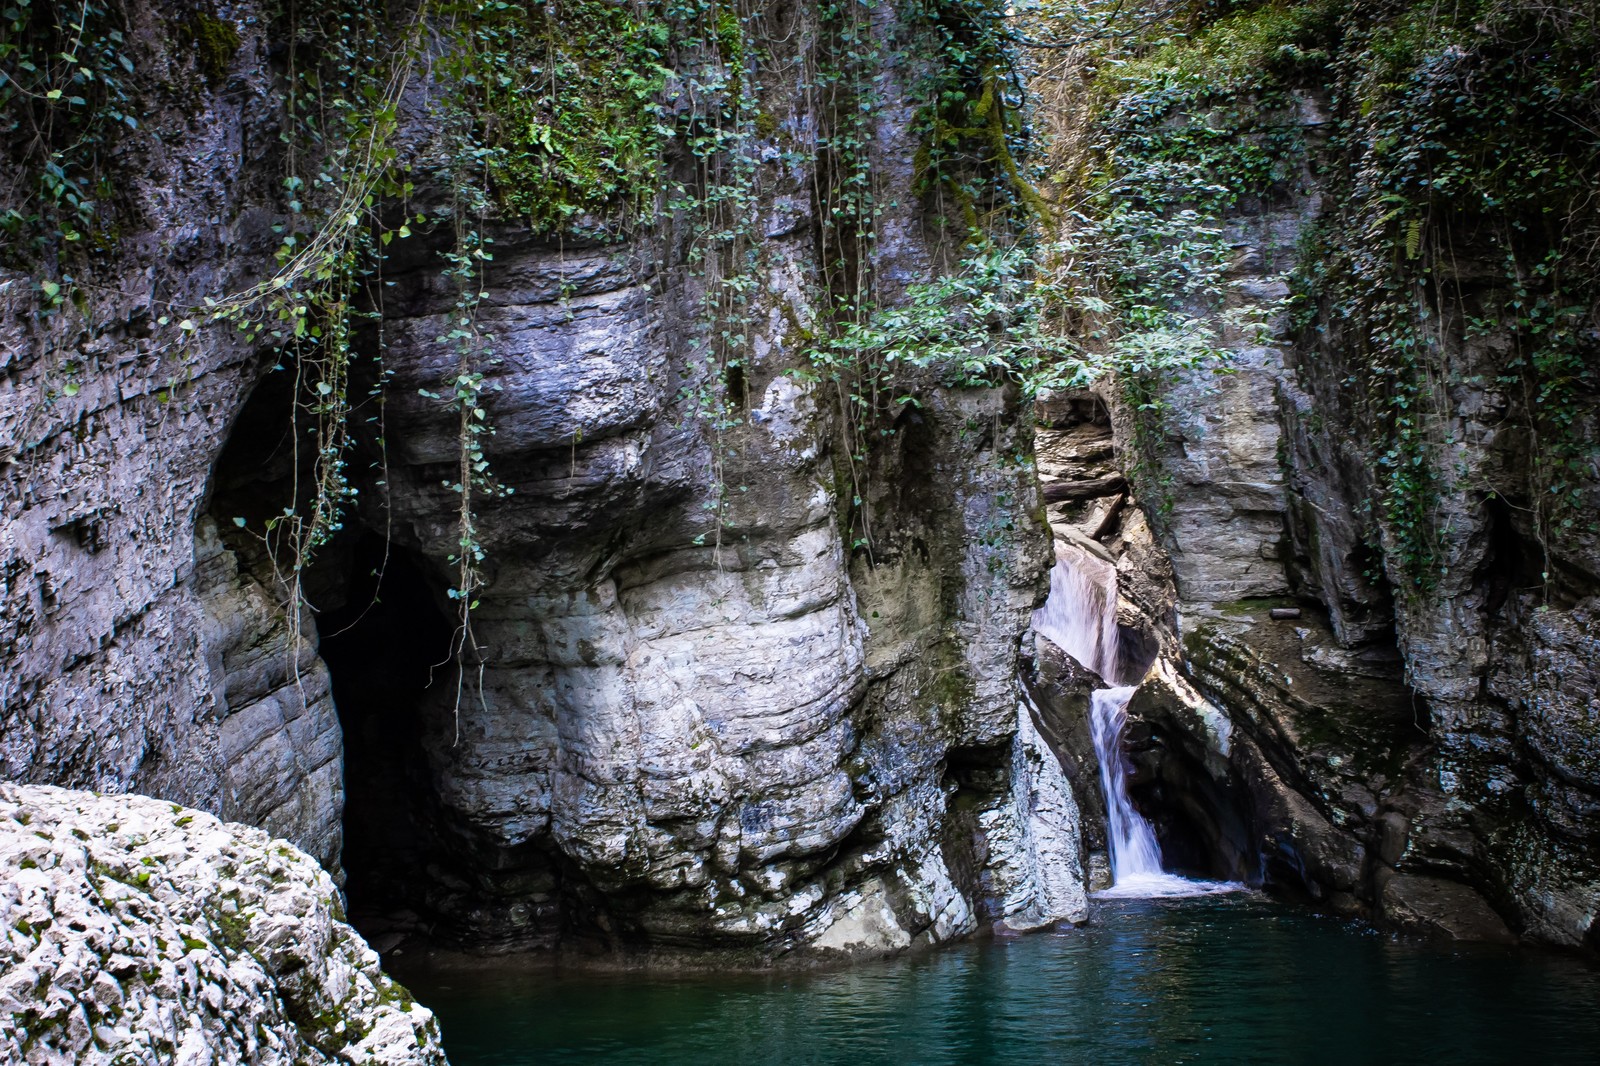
394, 894, 1600, 1065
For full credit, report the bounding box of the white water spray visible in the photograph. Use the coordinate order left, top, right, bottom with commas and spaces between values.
1031, 554, 1123, 683
1088, 685, 1164, 882
1032, 546, 1241, 899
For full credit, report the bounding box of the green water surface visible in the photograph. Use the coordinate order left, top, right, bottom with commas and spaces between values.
392, 894, 1600, 1065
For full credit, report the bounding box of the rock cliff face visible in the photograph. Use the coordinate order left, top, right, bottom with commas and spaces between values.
5, 0, 1592, 1011
2, 0, 1080, 969
1055, 2, 1600, 948
0, 783, 445, 1064
0, 7, 343, 874
273, 216, 1071, 956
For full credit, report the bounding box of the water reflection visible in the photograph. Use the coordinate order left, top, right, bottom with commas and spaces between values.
394, 895, 1600, 1066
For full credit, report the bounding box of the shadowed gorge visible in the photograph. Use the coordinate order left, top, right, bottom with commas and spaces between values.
318, 538, 460, 946
2, 0, 1598, 1061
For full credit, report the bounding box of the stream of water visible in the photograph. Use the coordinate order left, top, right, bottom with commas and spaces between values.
393, 549, 1600, 1063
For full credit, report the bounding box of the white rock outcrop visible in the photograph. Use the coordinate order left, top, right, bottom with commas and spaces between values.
977, 699, 1089, 931
0, 783, 445, 1065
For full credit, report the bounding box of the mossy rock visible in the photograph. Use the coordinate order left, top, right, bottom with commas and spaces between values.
174, 12, 241, 85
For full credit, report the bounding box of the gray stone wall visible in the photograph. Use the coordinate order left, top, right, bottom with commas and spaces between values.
0, 6, 343, 872
1, 1, 1076, 961
1117, 86, 1600, 948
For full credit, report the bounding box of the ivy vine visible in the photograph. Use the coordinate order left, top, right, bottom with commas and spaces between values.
1302, 0, 1600, 594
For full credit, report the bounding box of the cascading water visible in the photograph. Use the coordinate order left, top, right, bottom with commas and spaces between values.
1088, 686, 1164, 883
1032, 546, 1240, 898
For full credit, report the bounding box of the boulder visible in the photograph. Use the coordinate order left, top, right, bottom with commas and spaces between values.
0, 784, 444, 1065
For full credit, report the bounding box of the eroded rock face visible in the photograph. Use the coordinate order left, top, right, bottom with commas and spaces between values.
977, 697, 1090, 931
289, 202, 1060, 957
0, 783, 444, 1065
1267, 200, 1598, 946
1023, 639, 1107, 878
0, 7, 344, 875
1160, 606, 1512, 943
1088, 80, 1600, 948
3, 0, 1072, 966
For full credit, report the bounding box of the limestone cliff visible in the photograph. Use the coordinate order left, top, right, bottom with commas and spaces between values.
0, 4, 344, 870
1036, 0, 1599, 949
1, 0, 1081, 969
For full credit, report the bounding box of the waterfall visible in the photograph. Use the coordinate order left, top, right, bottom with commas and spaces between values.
1088, 685, 1165, 882
1032, 546, 1241, 899
1031, 554, 1124, 684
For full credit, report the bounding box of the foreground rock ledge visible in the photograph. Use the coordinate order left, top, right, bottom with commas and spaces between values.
0, 783, 446, 1065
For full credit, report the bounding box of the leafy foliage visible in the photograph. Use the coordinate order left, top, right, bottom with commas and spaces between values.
814, 244, 1085, 393
1024, 1, 1324, 516
449, 0, 671, 235
1024, 0, 1598, 594
1299, 0, 1600, 592
0, 0, 137, 277
206, 0, 422, 580
909, 0, 1047, 232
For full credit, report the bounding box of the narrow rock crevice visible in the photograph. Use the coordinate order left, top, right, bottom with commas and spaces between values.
316, 536, 460, 951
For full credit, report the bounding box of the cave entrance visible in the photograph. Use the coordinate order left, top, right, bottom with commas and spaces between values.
316, 534, 457, 947
207, 365, 580, 952
206, 362, 461, 944
1124, 729, 1256, 884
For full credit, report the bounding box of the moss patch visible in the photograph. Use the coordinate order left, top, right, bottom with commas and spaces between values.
453, 0, 672, 234
175, 11, 242, 85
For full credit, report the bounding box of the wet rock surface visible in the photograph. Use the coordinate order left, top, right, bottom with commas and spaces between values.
1073, 81, 1600, 948
1165, 605, 1515, 940
0, 783, 444, 1065
1023, 640, 1107, 870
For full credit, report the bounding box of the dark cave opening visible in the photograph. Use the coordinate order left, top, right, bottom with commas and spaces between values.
314, 540, 597, 955
207, 366, 587, 953
207, 364, 460, 943
315, 534, 458, 946
1124, 722, 1256, 884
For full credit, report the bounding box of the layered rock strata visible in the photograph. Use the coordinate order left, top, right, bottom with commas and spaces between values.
2, 1, 1080, 966
1057, 70, 1598, 947
0, 6, 343, 875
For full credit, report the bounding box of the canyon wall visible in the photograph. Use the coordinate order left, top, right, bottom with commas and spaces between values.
4, 0, 1594, 977
1048, 0, 1599, 949
0, 6, 344, 872
1, 0, 1082, 965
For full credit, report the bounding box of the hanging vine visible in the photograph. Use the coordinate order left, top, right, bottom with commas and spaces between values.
1298, 0, 1600, 595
